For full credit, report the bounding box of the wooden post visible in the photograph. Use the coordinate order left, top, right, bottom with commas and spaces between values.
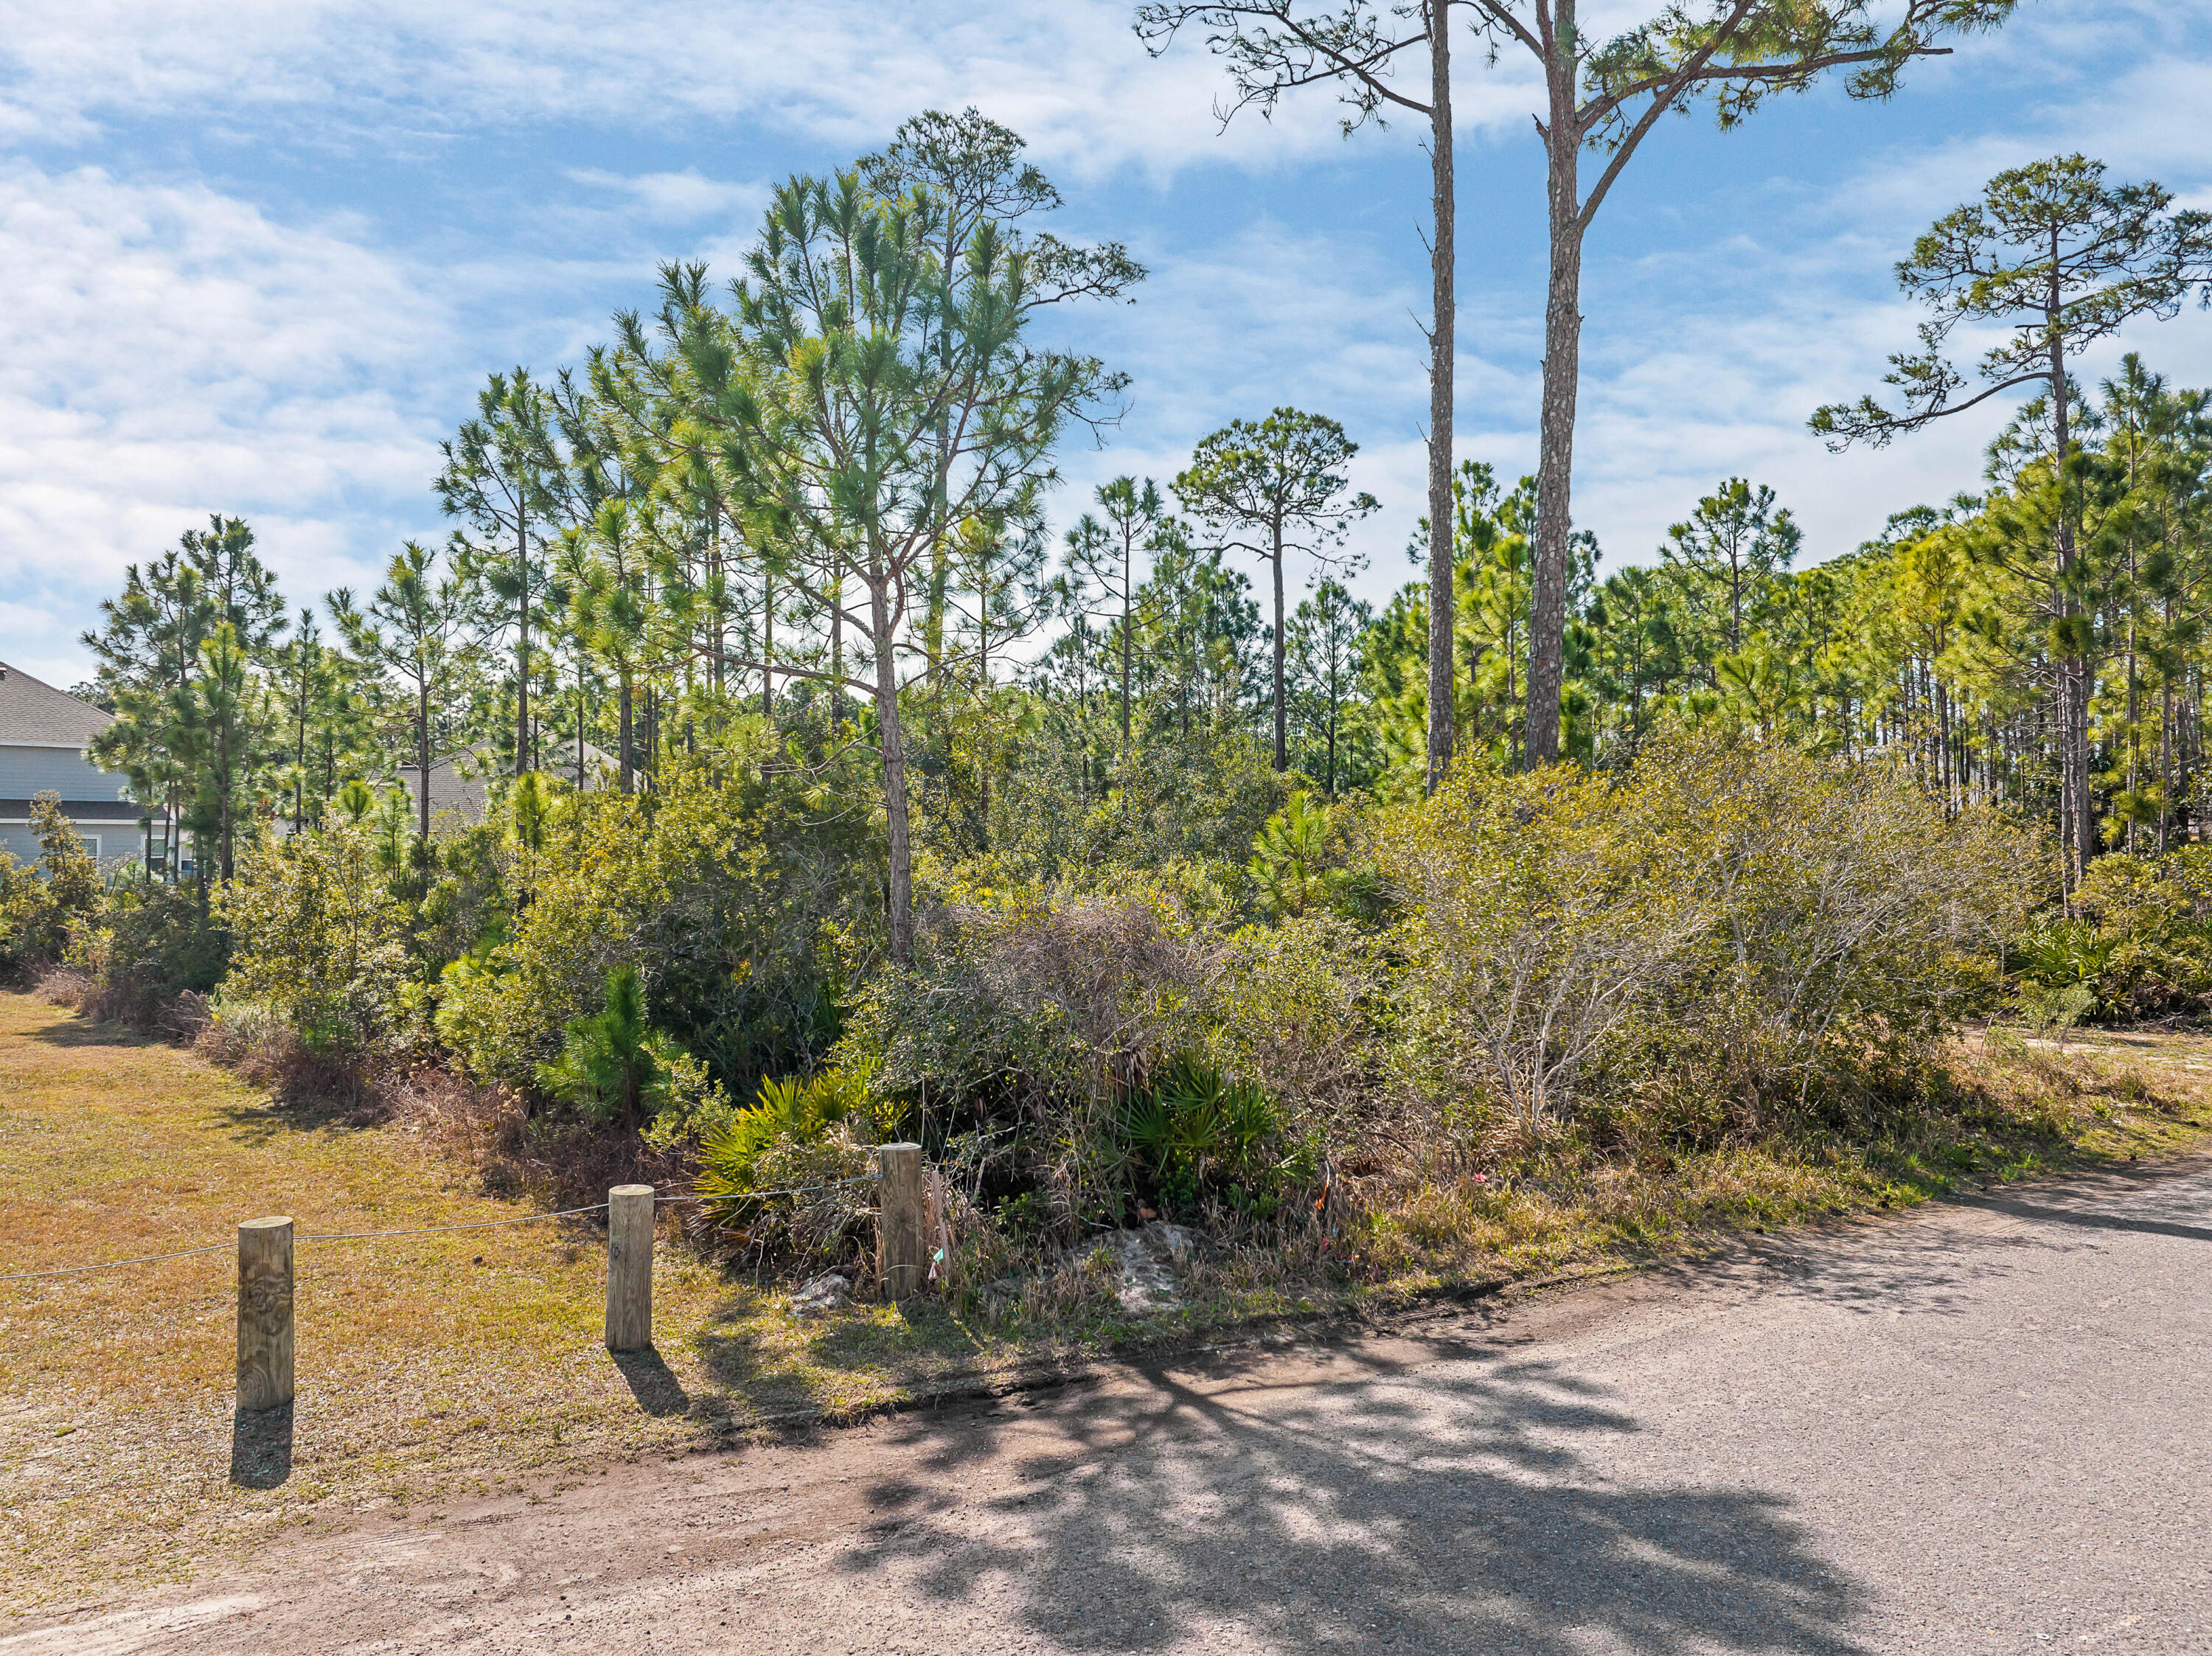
877, 1144, 925, 1301
606, 1184, 655, 1352
236, 1216, 294, 1411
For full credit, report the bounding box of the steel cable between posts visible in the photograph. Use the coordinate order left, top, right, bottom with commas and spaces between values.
0, 1174, 885, 1283
0, 1242, 234, 1284
301, 1203, 609, 1242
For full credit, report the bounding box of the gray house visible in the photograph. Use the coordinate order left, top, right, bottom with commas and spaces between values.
0, 661, 137, 868
398, 739, 618, 831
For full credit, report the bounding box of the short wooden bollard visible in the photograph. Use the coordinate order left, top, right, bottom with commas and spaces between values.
606, 1184, 655, 1352
236, 1215, 294, 1411
877, 1143, 925, 1301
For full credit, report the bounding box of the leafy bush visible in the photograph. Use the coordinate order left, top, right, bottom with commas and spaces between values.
1382, 731, 2032, 1141
1211, 912, 1388, 1121
1627, 731, 2028, 1126
0, 852, 41, 979
2014, 850, 2212, 1020
63, 880, 229, 1026
2015, 978, 2094, 1037
434, 756, 871, 1104
1074, 732, 1291, 882
838, 883, 1365, 1234
1118, 1055, 1292, 1217
695, 1071, 867, 1212
1382, 762, 1703, 1134
681, 1071, 873, 1270
842, 887, 1220, 1128
0, 794, 104, 974
221, 822, 410, 1056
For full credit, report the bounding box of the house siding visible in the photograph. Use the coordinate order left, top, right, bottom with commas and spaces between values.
0, 745, 128, 801
1, 824, 120, 865
0, 744, 136, 867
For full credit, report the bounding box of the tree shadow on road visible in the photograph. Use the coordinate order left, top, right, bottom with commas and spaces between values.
837, 1349, 1869, 1655
1750, 1227, 2056, 1321
1744, 1163, 2212, 1322
1975, 1198, 2212, 1244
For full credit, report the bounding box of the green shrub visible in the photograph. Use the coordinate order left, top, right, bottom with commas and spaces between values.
696, 1128, 874, 1269
433, 754, 872, 1104
0, 794, 104, 974
1074, 731, 1291, 882
63, 880, 229, 1026
1119, 1055, 1287, 1217
0, 851, 41, 978
1382, 760, 1701, 1133
535, 964, 687, 1127
636, 1046, 740, 1153
2015, 978, 2094, 1038
1381, 731, 2033, 1140
1212, 912, 1389, 1123
2017, 850, 2212, 1020
220, 822, 410, 1056
839, 887, 1219, 1129
837, 885, 1355, 1233
695, 1072, 866, 1207
1627, 731, 2028, 1124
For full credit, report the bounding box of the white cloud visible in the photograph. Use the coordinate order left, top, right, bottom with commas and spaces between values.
0, 1, 1368, 180
0, 164, 451, 666
1039, 216, 1451, 604
564, 169, 766, 225
1569, 181, 2212, 577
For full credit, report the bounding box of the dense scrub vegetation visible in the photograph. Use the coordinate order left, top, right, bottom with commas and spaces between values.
13, 113, 2212, 1313
10, 723, 2037, 1303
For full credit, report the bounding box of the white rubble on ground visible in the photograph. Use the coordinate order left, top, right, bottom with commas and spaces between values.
1110, 1222, 1195, 1313
790, 1273, 849, 1317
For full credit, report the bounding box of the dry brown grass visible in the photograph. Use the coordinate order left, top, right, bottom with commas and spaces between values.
1335, 1024, 2212, 1296
0, 992, 1065, 1615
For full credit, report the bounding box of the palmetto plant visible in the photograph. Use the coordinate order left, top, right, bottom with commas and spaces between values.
1120, 1055, 1281, 1214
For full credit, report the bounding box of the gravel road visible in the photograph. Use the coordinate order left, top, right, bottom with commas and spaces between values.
14, 1161, 2212, 1655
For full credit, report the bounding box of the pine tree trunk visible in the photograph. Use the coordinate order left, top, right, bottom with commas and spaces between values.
218, 725, 234, 884
1524, 47, 1583, 770
619, 671, 634, 796
418, 678, 432, 843
2051, 302, 2088, 891
1424, 1, 1456, 795
515, 509, 530, 778
1121, 538, 1133, 770
870, 575, 917, 965
830, 575, 844, 728
762, 569, 775, 723
1271, 524, 1287, 770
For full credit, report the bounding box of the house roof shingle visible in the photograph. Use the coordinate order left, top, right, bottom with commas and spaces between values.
0, 661, 112, 750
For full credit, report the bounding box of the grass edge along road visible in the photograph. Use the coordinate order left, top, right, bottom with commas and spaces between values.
5, 987, 2211, 1614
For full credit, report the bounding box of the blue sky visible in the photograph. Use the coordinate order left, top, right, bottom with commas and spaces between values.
2, 1, 2209, 689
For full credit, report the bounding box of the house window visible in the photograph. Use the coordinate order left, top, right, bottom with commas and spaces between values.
79, 836, 99, 860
